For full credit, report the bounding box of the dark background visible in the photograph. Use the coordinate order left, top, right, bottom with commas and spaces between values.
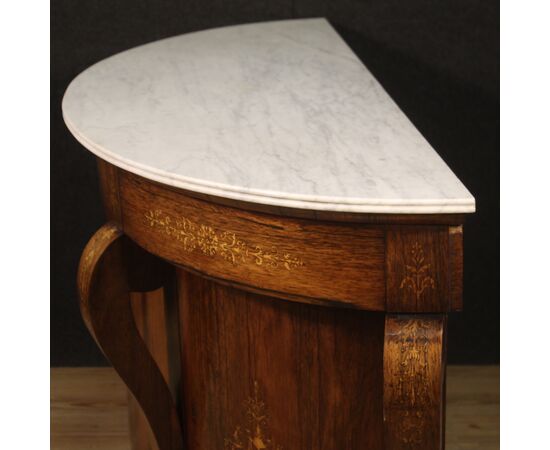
52, 1, 499, 366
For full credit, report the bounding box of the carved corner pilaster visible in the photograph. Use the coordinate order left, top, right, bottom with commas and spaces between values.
385, 227, 449, 312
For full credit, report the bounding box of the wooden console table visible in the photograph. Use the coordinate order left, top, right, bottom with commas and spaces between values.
63, 18, 475, 450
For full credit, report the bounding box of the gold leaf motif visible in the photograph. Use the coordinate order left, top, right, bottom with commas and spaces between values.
224, 381, 282, 450
399, 242, 435, 300
145, 210, 304, 271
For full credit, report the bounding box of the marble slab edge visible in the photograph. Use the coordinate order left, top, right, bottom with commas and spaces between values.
64, 110, 474, 215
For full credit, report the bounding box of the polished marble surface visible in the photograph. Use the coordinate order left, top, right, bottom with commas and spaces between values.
63, 18, 475, 214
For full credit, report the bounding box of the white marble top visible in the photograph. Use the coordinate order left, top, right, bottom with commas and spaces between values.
63, 18, 475, 214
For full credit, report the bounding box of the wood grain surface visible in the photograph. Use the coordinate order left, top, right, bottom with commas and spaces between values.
177, 270, 385, 449
128, 287, 182, 450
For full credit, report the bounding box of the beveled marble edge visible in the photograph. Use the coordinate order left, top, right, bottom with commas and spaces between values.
65, 109, 474, 214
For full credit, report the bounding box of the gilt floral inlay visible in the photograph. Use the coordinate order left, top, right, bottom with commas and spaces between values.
224, 381, 282, 450
145, 210, 304, 271
399, 242, 435, 301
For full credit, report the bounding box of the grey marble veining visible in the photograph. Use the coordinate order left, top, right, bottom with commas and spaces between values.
62, 18, 475, 213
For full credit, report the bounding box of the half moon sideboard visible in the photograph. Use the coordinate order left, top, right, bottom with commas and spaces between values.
63, 18, 475, 450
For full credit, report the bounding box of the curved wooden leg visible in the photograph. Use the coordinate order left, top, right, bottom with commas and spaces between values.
129, 285, 182, 450
383, 315, 447, 450
77, 222, 184, 450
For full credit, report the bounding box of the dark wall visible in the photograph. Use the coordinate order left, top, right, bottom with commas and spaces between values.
52, 0, 499, 366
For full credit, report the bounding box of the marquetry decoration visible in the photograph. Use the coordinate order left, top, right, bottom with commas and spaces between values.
399, 242, 436, 301
224, 381, 282, 450
145, 210, 304, 271
383, 315, 445, 450
117, 170, 388, 308
386, 228, 449, 312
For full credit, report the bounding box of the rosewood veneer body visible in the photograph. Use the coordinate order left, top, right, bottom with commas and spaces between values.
76, 161, 466, 450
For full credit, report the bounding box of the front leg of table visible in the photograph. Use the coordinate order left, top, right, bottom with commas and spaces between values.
77, 223, 184, 450
383, 315, 447, 450
381, 227, 453, 450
